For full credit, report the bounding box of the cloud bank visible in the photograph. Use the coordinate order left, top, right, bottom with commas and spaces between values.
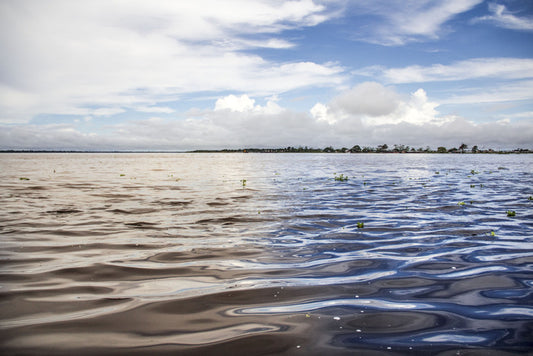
2, 83, 531, 151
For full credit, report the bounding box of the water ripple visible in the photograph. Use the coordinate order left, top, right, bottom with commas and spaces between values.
1, 153, 532, 354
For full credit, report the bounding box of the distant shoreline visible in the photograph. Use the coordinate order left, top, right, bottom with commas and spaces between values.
1, 148, 532, 154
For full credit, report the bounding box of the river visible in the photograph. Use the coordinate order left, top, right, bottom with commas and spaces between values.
1, 153, 532, 355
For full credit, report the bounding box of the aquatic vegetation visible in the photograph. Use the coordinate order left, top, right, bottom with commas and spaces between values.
240, 179, 247, 187
507, 210, 516, 217
19, 177, 30, 181
357, 222, 364, 228
529, 196, 533, 201
471, 169, 479, 175
120, 174, 125, 177
491, 231, 496, 236
457, 201, 466, 206
334, 174, 348, 181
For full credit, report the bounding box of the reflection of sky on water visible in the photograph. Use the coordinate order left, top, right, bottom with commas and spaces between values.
1, 153, 532, 353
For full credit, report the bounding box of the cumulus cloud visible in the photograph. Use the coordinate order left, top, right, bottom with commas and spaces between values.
348, 0, 483, 45
330, 82, 399, 116
473, 3, 533, 31
0, 0, 344, 124
214, 94, 284, 114
321, 82, 449, 127
215, 95, 257, 112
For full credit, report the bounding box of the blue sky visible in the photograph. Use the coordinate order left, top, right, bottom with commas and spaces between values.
1, 0, 532, 150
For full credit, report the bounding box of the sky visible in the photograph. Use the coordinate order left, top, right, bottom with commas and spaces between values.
1, 0, 532, 151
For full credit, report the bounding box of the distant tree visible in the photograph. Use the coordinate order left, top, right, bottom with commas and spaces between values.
437, 146, 447, 153
323, 146, 335, 153
459, 143, 468, 153
377, 144, 389, 152
471, 145, 479, 153
392, 144, 409, 153
448, 147, 458, 153
350, 145, 362, 153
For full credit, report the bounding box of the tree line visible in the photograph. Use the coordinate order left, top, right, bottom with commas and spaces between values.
192, 143, 532, 154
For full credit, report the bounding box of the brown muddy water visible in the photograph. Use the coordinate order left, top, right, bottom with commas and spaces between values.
0, 153, 532, 355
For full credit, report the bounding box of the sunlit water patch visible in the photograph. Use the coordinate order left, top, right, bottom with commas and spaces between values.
0, 153, 532, 355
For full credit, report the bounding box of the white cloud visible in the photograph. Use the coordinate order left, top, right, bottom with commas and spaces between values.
501, 111, 533, 120
362, 58, 533, 84
323, 83, 449, 126
330, 82, 399, 116
215, 95, 256, 112
214, 94, 284, 114
442, 79, 533, 104
349, 0, 483, 45
0, 0, 344, 124
91, 108, 126, 117
310, 102, 337, 125
366, 88, 449, 126
134, 106, 175, 114
473, 3, 533, 31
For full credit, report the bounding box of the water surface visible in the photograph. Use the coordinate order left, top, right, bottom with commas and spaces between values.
1, 153, 532, 355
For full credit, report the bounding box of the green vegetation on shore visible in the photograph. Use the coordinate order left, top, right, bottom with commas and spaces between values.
190, 143, 532, 154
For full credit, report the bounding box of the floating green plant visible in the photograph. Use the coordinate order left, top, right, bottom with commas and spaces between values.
507, 210, 516, 217
491, 231, 496, 236
240, 179, 247, 187
357, 222, 364, 228
471, 170, 479, 175
529, 196, 533, 201
334, 174, 348, 182
457, 201, 466, 206
19, 177, 30, 181
120, 174, 125, 177
470, 184, 476, 188
435, 171, 440, 175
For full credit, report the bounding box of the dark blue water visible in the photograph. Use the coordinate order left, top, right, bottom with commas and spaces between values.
0, 153, 532, 355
